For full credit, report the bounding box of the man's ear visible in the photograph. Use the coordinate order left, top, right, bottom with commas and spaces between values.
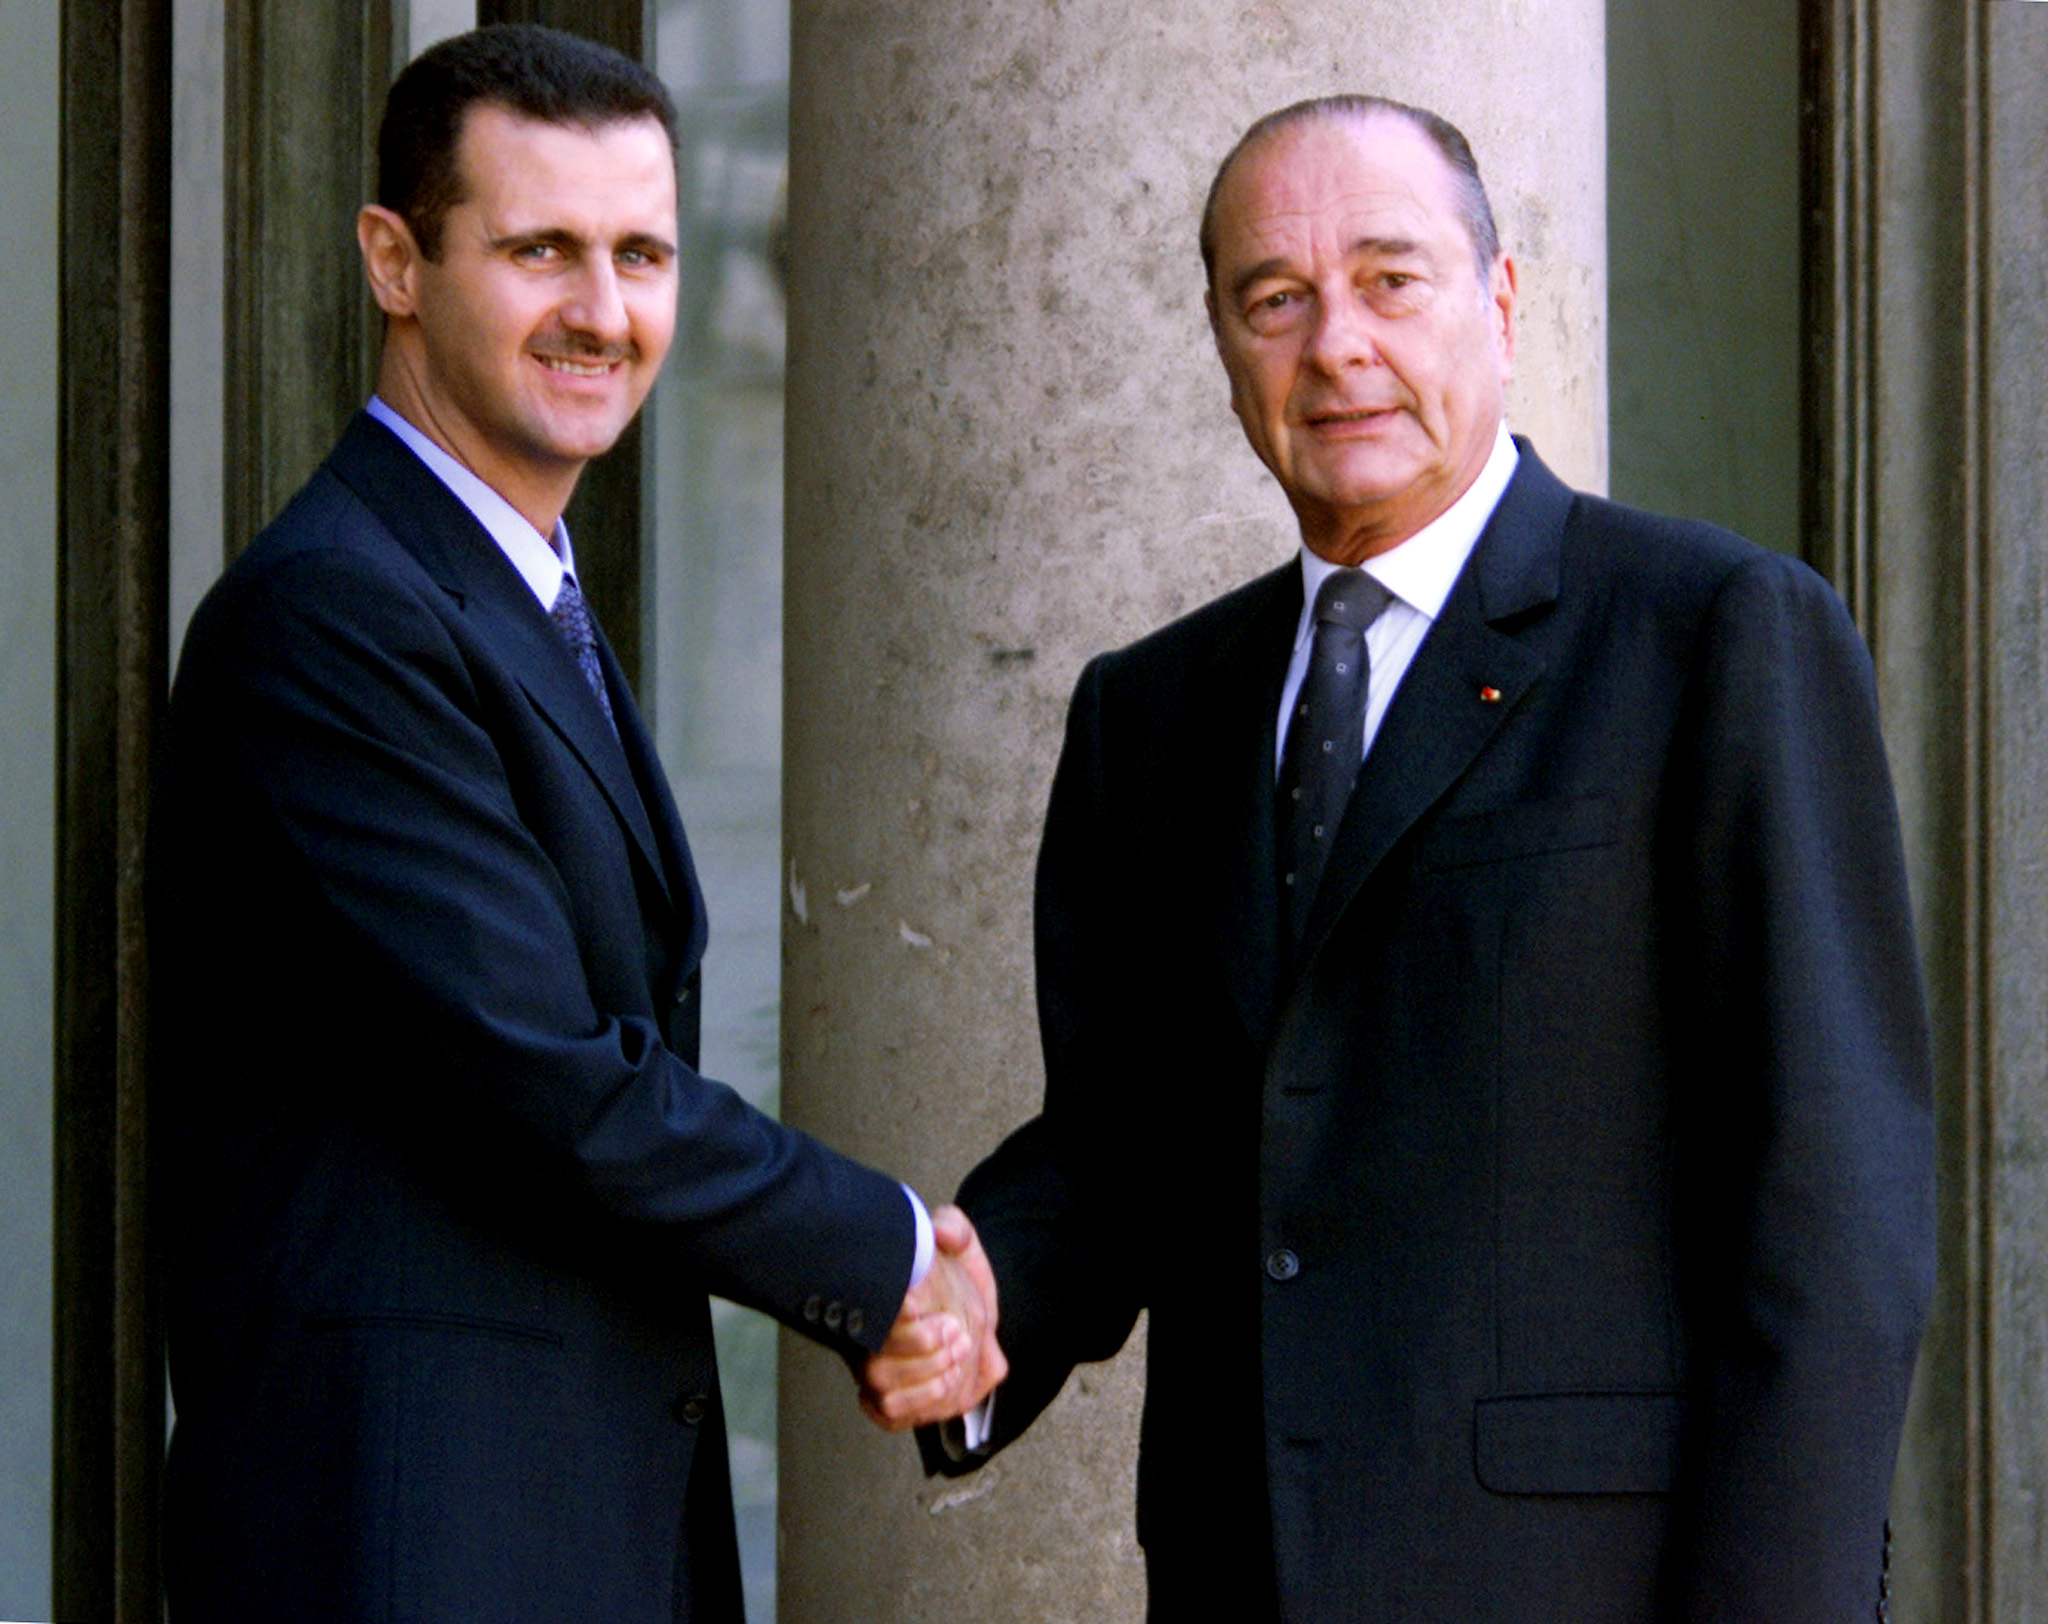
1490, 251, 1518, 379
358, 205, 423, 318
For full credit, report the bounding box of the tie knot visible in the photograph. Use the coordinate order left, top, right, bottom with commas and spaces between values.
551, 573, 594, 640
1313, 567, 1390, 632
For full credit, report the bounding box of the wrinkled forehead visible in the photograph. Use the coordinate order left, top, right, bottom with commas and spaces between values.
1213, 113, 1464, 264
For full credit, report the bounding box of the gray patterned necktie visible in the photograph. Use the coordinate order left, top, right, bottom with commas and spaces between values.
549, 573, 617, 734
1277, 567, 1392, 949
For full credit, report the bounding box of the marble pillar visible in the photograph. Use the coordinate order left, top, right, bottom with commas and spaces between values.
779, 6, 1606, 1618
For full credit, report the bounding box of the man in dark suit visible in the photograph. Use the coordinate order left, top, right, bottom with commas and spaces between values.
154, 26, 999, 1622
898, 96, 1935, 1621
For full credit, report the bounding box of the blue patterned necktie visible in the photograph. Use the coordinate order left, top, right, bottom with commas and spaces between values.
1276, 567, 1392, 949
549, 573, 617, 734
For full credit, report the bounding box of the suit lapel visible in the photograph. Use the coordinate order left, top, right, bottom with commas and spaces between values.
503, 595, 675, 916
1194, 565, 1300, 1049
1293, 445, 1571, 970
597, 629, 708, 967
325, 414, 676, 915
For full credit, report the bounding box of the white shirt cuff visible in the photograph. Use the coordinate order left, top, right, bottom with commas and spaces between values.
903, 1184, 935, 1288
938, 1394, 996, 1460
960, 1393, 994, 1452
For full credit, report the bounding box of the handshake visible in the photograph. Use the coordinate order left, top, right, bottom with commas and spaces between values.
857, 1204, 1009, 1432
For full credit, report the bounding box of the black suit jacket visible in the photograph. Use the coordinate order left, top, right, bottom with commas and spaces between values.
942, 446, 1935, 1622
155, 414, 912, 1623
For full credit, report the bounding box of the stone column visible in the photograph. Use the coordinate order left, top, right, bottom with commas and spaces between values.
778, 6, 1606, 1618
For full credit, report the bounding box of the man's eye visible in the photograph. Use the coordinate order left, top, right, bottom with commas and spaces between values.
1252, 289, 1296, 313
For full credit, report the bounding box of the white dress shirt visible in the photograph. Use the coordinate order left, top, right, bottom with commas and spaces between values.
1275, 424, 1520, 772
366, 394, 578, 603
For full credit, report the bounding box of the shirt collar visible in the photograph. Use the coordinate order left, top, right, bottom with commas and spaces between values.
366, 395, 576, 609
1296, 422, 1520, 631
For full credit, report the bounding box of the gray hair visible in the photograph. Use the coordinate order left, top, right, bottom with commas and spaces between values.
1199, 96, 1501, 290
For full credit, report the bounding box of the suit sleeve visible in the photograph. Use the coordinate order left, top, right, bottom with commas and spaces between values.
165, 538, 913, 1356
1666, 553, 1935, 1618
923, 655, 1150, 1472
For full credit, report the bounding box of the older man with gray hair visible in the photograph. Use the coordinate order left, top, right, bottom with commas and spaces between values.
884, 95, 1934, 1624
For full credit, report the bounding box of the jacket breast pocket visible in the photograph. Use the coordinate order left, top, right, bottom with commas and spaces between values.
1473, 1390, 1685, 1496
1417, 795, 1620, 872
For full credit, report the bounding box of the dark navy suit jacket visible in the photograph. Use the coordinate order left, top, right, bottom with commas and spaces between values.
938, 445, 1935, 1622
155, 414, 911, 1622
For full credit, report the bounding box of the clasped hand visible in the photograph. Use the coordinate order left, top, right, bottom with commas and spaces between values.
858, 1204, 1008, 1431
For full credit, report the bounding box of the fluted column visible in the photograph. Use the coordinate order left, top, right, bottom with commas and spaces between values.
779, 7, 1606, 1618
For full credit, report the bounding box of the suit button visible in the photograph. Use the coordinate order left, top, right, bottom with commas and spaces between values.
1265, 1249, 1300, 1281
845, 1307, 865, 1338
802, 1295, 822, 1323
675, 1392, 710, 1425
824, 1301, 845, 1331
673, 985, 692, 1006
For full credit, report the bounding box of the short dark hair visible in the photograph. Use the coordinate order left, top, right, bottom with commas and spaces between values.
1199, 96, 1501, 291
378, 24, 679, 261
